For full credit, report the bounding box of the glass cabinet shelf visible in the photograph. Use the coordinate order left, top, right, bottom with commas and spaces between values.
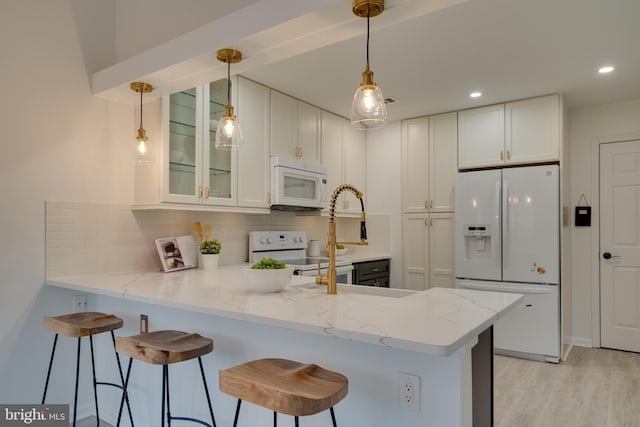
169, 161, 230, 175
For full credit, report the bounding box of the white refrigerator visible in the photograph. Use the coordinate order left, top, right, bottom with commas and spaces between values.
455, 165, 560, 362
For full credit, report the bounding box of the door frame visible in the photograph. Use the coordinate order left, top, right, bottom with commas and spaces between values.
590, 131, 640, 347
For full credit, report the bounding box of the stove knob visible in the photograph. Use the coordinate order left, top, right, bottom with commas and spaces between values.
259, 237, 267, 245
293, 236, 300, 243
266, 237, 273, 244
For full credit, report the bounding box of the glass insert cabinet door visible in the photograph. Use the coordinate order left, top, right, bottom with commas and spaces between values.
164, 79, 235, 205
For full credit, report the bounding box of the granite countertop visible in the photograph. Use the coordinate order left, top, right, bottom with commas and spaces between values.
47, 264, 521, 357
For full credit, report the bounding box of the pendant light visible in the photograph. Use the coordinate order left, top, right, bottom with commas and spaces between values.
215, 49, 243, 150
130, 82, 154, 163
351, 0, 387, 130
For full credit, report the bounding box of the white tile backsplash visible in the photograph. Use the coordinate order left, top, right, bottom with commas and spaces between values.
46, 201, 391, 277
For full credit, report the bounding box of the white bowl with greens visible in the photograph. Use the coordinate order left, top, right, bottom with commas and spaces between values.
243, 258, 295, 293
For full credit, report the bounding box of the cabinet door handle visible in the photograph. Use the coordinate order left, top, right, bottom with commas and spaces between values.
429, 218, 433, 227
424, 217, 429, 226
204, 186, 210, 200
198, 186, 203, 199
500, 150, 504, 160
430, 200, 433, 209
507, 149, 511, 160
425, 200, 429, 209
372, 268, 380, 272
267, 192, 271, 204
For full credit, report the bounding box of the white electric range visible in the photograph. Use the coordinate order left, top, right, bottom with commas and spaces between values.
248, 231, 354, 284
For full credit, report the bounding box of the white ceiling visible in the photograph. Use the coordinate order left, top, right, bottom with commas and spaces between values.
241, 0, 640, 121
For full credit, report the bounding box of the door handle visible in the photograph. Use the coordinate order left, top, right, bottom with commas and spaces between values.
602, 252, 620, 260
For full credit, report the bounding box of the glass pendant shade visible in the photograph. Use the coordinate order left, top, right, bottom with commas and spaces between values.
214, 104, 243, 150
351, 65, 387, 129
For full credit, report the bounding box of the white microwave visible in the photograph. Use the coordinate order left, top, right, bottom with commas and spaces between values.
270, 156, 327, 211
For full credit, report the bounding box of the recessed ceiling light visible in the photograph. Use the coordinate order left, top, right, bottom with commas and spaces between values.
598, 66, 614, 74
469, 91, 482, 98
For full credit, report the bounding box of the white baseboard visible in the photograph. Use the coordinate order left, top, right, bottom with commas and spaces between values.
567, 336, 593, 348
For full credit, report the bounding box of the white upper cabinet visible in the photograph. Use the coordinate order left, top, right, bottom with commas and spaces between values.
458, 94, 561, 169
270, 91, 320, 164
401, 112, 457, 213
320, 111, 367, 215
321, 111, 343, 209
159, 81, 236, 207
343, 123, 366, 214
429, 112, 458, 212
236, 77, 270, 208
505, 94, 560, 165
134, 76, 270, 213
457, 104, 505, 169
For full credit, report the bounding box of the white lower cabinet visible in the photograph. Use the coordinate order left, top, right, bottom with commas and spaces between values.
402, 213, 455, 291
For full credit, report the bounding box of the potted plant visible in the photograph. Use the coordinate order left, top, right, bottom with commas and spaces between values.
199, 239, 221, 270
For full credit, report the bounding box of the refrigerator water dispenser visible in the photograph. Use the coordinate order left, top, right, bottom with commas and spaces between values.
463, 224, 492, 260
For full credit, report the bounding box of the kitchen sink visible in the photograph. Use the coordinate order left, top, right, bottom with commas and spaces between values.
293, 282, 415, 299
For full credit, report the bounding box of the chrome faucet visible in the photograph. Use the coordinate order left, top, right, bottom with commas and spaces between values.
316, 184, 368, 294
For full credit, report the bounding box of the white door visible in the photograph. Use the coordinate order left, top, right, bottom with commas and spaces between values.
429, 213, 455, 288
402, 214, 429, 291
600, 140, 640, 353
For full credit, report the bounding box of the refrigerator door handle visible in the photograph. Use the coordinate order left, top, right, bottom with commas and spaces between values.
458, 281, 555, 294
495, 180, 501, 273
503, 179, 509, 269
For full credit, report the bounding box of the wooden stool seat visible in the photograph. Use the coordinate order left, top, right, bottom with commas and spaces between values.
41, 311, 133, 427
116, 330, 213, 365
43, 312, 123, 337
115, 329, 217, 427
219, 358, 348, 417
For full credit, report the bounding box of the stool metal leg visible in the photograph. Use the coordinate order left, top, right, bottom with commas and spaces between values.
72, 337, 81, 427
197, 357, 217, 427
164, 364, 172, 427
330, 407, 337, 427
89, 335, 100, 426
41, 333, 59, 404
232, 400, 242, 427
117, 358, 133, 427
273, 411, 277, 427
111, 331, 135, 427
294, 416, 299, 427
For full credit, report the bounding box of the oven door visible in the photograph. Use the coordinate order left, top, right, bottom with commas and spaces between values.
271, 162, 327, 210
296, 265, 353, 284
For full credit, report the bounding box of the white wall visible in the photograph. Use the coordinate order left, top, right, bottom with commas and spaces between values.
568, 97, 640, 346
0, 0, 132, 403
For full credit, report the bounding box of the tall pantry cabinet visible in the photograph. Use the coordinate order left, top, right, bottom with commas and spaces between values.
401, 112, 457, 291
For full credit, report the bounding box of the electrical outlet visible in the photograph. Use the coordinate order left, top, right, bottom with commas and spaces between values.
398, 372, 420, 412
73, 295, 87, 313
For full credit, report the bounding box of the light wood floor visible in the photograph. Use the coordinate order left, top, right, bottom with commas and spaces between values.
495, 346, 640, 427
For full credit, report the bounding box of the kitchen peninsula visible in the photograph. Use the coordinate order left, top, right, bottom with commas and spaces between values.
47, 264, 521, 427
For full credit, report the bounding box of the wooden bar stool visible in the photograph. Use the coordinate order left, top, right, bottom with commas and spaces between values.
219, 358, 348, 427
41, 311, 134, 427
115, 325, 216, 427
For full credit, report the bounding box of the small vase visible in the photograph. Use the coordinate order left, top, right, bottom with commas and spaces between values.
201, 254, 219, 270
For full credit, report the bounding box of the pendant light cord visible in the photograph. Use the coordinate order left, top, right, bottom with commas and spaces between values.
366, 11, 370, 67
139, 88, 143, 129
227, 61, 231, 106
